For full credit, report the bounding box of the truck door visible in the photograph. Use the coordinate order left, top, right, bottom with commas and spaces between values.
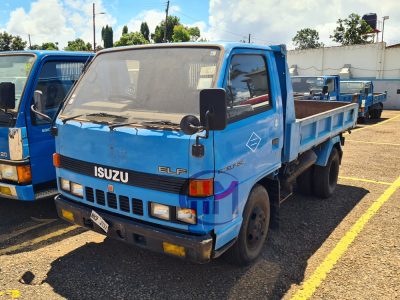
25, 57, 87, 185
212, 49, 283, 248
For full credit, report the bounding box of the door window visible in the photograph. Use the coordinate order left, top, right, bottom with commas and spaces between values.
32, 61, 84, 125
225, 54, 271, 120
326, 78, 336, 92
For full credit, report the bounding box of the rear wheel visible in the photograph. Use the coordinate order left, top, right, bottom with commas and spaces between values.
225, 184, 270, 266
313, 148, 340, 198
296, 166, 314, 196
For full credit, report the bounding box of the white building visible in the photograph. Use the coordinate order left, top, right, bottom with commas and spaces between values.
287, 42, 400, 109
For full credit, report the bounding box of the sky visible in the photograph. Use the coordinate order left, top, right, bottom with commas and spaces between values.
0, 0, 399, 49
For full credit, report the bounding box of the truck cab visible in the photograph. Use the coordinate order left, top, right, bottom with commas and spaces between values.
291, 75, 340, 100
0, 51, 92, 200
340, 80, 387, 121
52, 43, 356, 265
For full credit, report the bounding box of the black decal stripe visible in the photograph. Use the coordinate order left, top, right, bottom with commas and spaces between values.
59, 155, 188, 194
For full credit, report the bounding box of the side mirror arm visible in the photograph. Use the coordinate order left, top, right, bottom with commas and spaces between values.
30, 104, 52, 123
192, 111, 211, 158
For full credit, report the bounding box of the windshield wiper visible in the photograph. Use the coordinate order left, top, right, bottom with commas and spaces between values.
109, 120, 179, 131
61, 114, 85, 123
87, 112, 127, 119
141, 120, 179, 126
62, 112, 127, 124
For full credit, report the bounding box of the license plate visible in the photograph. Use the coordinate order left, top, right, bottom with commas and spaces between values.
90, 210, 109, 233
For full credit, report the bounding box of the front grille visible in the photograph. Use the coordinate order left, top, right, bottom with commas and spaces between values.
107, 192, 117, 209
83, 186, 144, 218
59, 155, 188, 194
119, 196, 130, 212
132, 199, 143, 216
85, 187, 94, 202
96, 190, 105, 205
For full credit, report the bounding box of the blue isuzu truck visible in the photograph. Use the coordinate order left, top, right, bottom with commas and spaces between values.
39, 43, 357, 265
0, 51, 92, 200
292, 75, 387, 122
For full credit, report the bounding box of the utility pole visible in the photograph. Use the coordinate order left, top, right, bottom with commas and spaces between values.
28, 34, 32, 49
164, 0, 170, 43
382, 16, 389, 44
93, 3, 96, 52
248, 33, 251, 43
92, 3, 106, 52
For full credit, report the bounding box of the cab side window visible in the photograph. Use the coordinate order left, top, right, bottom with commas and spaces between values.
32, 61, 84, 125
326, 78, 336, 92
225, 54, 271, 120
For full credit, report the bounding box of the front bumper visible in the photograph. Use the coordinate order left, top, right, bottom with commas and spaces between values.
0, 181, 57, 201
55, 195, 214, 263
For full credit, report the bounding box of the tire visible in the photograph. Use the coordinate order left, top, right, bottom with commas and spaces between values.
358, 116, 366, 124
296, 166, 314, 196
313, 148, 340, 199
224, 184, 270, 266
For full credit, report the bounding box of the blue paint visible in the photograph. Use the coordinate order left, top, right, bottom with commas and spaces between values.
53, 43, 357, 256
0, 50, 93, 200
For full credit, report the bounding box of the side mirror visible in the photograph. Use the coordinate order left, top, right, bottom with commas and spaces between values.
199, 88, 227, 131
364, 87, 369, 95
0, 82, 16, 110
322, 85, 329, 94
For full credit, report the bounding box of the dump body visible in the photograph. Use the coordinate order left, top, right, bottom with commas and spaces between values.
0, 51, 92, 200
54, 43, 357, 263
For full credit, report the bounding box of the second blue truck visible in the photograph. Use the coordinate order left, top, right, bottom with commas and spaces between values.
0, 51, 92, 201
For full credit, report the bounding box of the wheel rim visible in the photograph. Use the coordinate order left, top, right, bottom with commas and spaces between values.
246, 206, 267, 250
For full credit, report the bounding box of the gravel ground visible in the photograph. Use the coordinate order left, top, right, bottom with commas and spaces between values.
0, 110, 399, 300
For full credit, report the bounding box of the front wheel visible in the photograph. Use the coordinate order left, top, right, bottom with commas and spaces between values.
224, 184, 270, 266
313, 148, 340, 198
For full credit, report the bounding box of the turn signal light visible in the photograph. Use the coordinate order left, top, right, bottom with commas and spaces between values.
17, 165, 32, 184
53, 153, 61, 168
188, 179, 214, 197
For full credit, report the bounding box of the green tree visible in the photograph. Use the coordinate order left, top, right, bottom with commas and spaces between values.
140, 22, 150, 41
101, 25, 114, 48
0, 32, 27, 51
187, 27, 200, 41
331, 13, 374, 45
152, 16, 180, 43
41, 42, 59, 50
122, 25, 128, 35
114, 32, 149, 47
64, 38, 92, 51
172, 25, 190, 42
292, 28, 323, 50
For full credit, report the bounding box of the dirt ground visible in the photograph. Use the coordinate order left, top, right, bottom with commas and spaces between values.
0, 110, 399, 300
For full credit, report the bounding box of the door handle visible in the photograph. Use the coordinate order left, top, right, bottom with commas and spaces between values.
272, 138, 279, 145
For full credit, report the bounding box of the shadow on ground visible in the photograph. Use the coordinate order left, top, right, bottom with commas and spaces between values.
45, 184, 368, 299
354, 117, 389, 129
0, 197, 85, 255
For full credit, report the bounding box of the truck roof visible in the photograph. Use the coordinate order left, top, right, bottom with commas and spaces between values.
0, 50, 93, 58
98, 42, 285, 55
340, 80, 371, 84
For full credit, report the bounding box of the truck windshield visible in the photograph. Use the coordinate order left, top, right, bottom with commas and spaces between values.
0, 54, 35, 111
292, 77, 324, 94
340, 82, 365, 94
60, 47, 220, 124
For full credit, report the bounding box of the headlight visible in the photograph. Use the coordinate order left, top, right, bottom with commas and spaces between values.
176, 208, 197, 224
70, 182, 83, 197
0, 165, 18, 181
150, 203, 170, 221
60, 178, 70, 191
